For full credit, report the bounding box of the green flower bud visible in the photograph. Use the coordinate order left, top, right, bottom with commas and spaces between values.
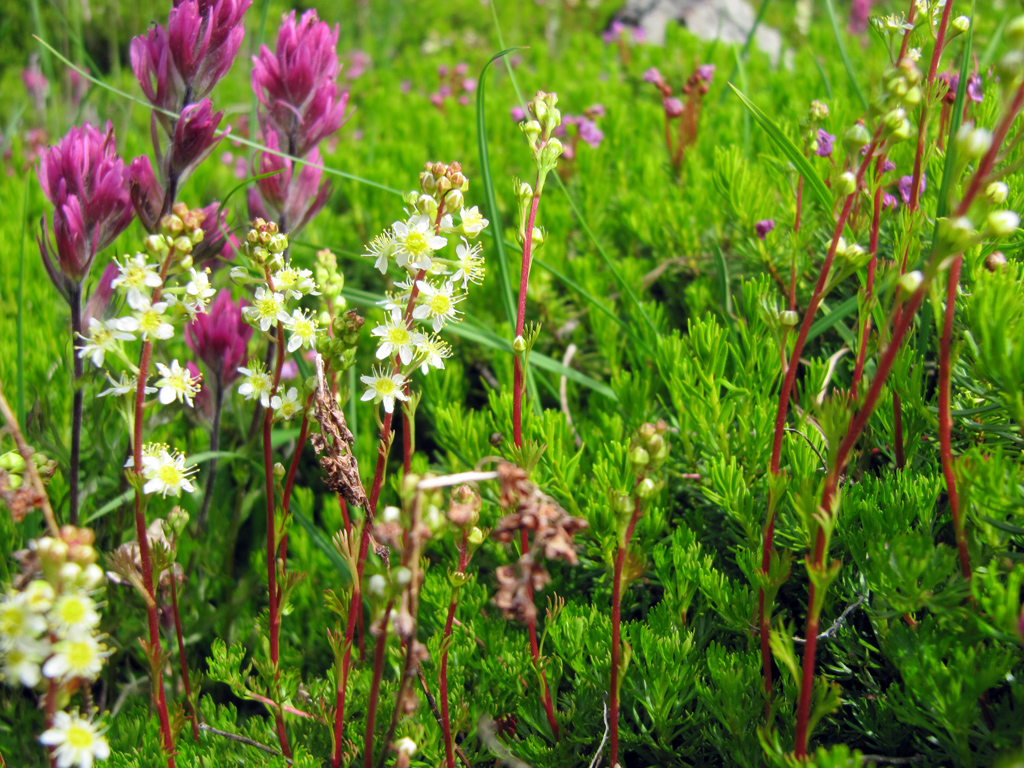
636, 477, 659, 499
273, 462, 286, 484
268, 233, 289, 254
998, 50, 1024, 79
540, 137, 564, 168
521, 120, 542, 144
173, 236, 193, 255
904, 85, 923, 107
938, 215, 977, 249
843, 123, 871, 153
0, 450, 26, 473
898, 270, 924, 295
512, 335, 527, 353
630, 446, 650, 468
986, 210, 1020, 236
145, 234, 170, 257
467, 526, 486, 547
8, 473, 22, 490
1007, 15, 1024, 47
780, 310, 800, 327
168, 506, 190, 537
949, 16, 970, 38
810, 100, 830, 121
837, 171, 857, 196
986, 182, 1010, 205
445, 188, 464, 212
614, 492, 634, 515
955, 123, 992, 159
161, 214, 184, 235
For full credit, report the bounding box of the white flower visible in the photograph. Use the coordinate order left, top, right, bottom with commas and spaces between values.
416, 336, 451, 375
413, 280, 463, 332
368, 574, 387, 596
394, 736, 417, 756
371, 310, 425, 366
97, 373, 155, 399
274, 265, 320, 300
0, 591, 47, 642
987, 210, 1020, 237
451, 238, 485, 288
1, 636, 50, 687
114, 297, 174, 341
39, 710, 111, 768
364, 230, 400, 275
182, 267, 216, 318
360, 367, 410, 414
459, 206, 489, 237
111, 254, 162, 310
393, 215, 447, 270
244, 286, 290, 332
380, 279, 414, 314
238, 363, 274, 407
42, 634, 111, 681
49, 593, 101, 639
22, 580, 56, 615
77, 319, 133, 368
154, 360, 202, 407
139, 447, 198, 498
285, 309, 320, 353
271, 387, 303, 421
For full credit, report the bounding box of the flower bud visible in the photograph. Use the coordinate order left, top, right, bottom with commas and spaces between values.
540, 137, 564, 168
521, 120, 542, 144
445, 188, 464, 212
949, 16, 970, 38
955, 123, 992, 159
986, 210, 1020, 236
882, 107, 906, 132
168, 506, 189, 537
0, 450, 26, 474
998, 50, 1024, 79
512, 335, 526, 353
986, 182, 1009, 204
517, 180, 534, 201
898, 270, 924, 295
382, 505, 402, 523
985, 251, 1008, 271
7, 474, 22, 490
1008, 15, 1024, 47
394, 567, 412, 586
780, 310, 800, 327
843, 123, 871, 153
636, 477, 659, 499
173, 236, 194, 255
837, 171, 857, 196
268, 233, 288, 254
614, 492, 634, 515
161, 214, 184, 235
273, 462, 286, 484
904, 85, 923, 107
368, 574, 387, 597
938, 216, 977, 249
810, 100, 830, 121
630, 446, 650, 468
531, 227, 545, 245
467, 526, 485, 547
145, 234, 170, 257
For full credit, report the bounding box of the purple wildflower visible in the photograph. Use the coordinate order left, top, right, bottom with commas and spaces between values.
643, 67, 664, 86
815, 128, 835, 157
967, 73, 983, 103
82, 262, 120, 328
602, 20, 625, 44
882, 159, 896, 173
663, 97, 684, 119
849, 0, 872, 34
249, 132, 331, 234
755, 219, 775, 239
588, 103, 606, 118
22, 57, 48, 112
185, 289, 253, 385
251, 9, 349, 159
577, 118, 604, 148
168, 98, 225, 180
511, 106, 527, 121
37, 122, 134, 299
882, 192, 898, 211
462, 78, 477, 93
128, 155, 163, 232
454, 62, 468, 77
695, 64, 716, 83
898, 173, 925, 205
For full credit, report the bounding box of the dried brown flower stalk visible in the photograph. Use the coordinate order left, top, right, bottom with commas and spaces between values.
309, 355, 369, 510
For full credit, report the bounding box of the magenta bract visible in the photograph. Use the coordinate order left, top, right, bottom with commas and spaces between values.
186, 289, 253, 384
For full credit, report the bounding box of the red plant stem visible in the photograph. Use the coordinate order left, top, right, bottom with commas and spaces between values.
44, 678, 57, 768
909, 0, 954, 211
610, 497, 643, 767
338, 494, 351, 533
897, 1, 917, 62
794, 280, 929, 756
262, 314, 291, 759
364, 601, 394, 768
512, 178, 542, 448
852, 158, 886, 399
939, 256, 972, 580
440, 532, 470, 768
130, 255, 178, 768
170, 574, 201, 743
279, 396, 314, 567
511, 173, 559, 740
757, 136, 879, 724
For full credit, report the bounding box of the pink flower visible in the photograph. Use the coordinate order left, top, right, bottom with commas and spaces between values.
511, 106, 527, 121
22, 57, 49, 112
37, 122, 134, 299
82, 262, 120, 328
898, 173, 925, 205
695, 64, 716, 83
168, 98, 225, 180
663, 97, 684, 119
755, 219, 775, 239
249, 132, 331, 235
251, 9, 349, 159
186, 290, 253, 385
849, 0, 873, 34
815, 129, 835, 158
643, 67, 664, 86
348, 50, 370, 79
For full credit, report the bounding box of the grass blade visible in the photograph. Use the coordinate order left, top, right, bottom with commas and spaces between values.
729, 85, 835, 220
17, 181, 28, 428
807, 295, 857, 342
823, 0, 868, 110
718, 0, 773, 104
477, 47, 526, 329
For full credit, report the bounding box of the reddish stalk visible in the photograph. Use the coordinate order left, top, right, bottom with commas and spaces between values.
610, 497, 643, 767
170, 575, 201, 744
279, 395, 314, 567
130, 255, 178, 768
852, 157, 886, 399
511, 174, 560, 740
440, 531, 470, 768
363, 601, 394, 768
897, 1, 917, 62
909, 0, 954, 212
939, 256, 972, 580
757, 135, 879, 723
44, 678, 58, 768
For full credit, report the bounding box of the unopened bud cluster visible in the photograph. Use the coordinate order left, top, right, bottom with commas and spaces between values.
623, 421, 671, 513
520, 91, 564, 185
0, 450, 56, 493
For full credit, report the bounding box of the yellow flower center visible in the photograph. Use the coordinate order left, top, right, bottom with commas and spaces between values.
387, 326, 410, 345
0, 606, 24, 635
58, 598, 86, 625
138, 311, 162, 333
66, 725, 94, 749
375, 378, 396, 395
428, 294, 451, 315
67, 641, 95, 670
404, 230, 429, 255
158, 464, 184, 488
256, 296, 280, 317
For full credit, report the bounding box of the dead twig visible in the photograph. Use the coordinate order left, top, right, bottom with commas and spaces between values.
0, 382, 60, 535
199, 723, 291, 764
587, 694, 610, 768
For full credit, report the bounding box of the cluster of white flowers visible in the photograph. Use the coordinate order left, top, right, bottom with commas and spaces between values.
75, 209, 206, 499
359, 161, 487, 413
231, 220, 321, 423
0, 528, 112, 768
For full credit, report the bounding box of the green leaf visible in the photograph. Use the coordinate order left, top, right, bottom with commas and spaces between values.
83, 490, 132, 524
807, 296, 858, 342
291, 508, 351, 584
729, 85, 834, 220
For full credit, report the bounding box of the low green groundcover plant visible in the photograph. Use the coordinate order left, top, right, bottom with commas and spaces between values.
1, 0, 1023, 766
